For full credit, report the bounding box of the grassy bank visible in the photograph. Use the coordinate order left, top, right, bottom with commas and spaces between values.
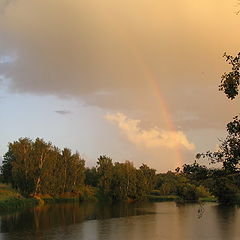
39, 188, 97, 204
148, 195, 179, 202
0, 184, 38, 212
0, 183, 218, 213
148, 194, 217, 203
0, 184, 98, 212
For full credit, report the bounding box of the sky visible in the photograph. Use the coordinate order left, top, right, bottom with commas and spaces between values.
0, 0, 240, 172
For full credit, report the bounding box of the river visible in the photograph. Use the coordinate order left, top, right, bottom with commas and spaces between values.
0, 201, 240, 240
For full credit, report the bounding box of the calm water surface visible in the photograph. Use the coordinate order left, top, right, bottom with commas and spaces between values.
0, 201, 240, 240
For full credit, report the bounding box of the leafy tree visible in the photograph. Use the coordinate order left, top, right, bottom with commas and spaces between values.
96, 155, 113, 198
176, 183, 200, 201
136, 164, 156, 199
183, 162, 210, 184
155, 171, 187, 195
40, 146, 61, 195
1, 138, 85, 197
110, 161, 137, 201
1, 149, 15, 185
8, 138, 35, 196
139, 164, 156, 191
31, 138, 53, 195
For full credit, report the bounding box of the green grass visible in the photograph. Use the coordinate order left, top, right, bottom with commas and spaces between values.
148, 195, 179, 202
199, 197, 218, 202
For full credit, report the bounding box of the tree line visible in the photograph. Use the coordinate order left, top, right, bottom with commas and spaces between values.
0, 137, 218, 203
0, 138, 156, 201
1, 134, 240, 204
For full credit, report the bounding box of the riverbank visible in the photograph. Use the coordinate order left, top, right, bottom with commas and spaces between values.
0, 184, 98, 212
0, 183, 218, 213
0, 184, 38, 212
147, 194, 217, 202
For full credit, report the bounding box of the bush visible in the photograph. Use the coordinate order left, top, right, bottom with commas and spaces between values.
211, 177, 239, 205
176, 183, 200, 201
80, 186, 97, 201
196, 185, 211, 198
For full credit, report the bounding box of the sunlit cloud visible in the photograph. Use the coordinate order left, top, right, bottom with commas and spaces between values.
105, 113, 195, 150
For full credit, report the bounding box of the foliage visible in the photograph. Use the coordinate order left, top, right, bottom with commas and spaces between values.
196, 116, 240, 173
1, 138, 85, 197
85, 167, 98, 187
183, 162, 209, 184
96, 157, 156, 201
155, 171, 187, 195
96, 155, 113, 198
110, 161, 137, 201
1, 140, 158, 202
209, 176, 239, 204
190, 53, 240, 204
176, 183, 200, 201
135, 164, 156, 199
195, 185, 211, 198
181, 162, 240, 204
0, 184, 38, 211
219, 52, 240, 99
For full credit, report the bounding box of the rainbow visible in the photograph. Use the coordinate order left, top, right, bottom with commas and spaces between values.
133, 49, 184, 169
122, 35, 184, 169
141, 65, 184, 169
108, 17, 185, 169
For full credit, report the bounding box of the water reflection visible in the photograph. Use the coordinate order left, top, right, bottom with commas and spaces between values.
1, 202, 240, 240
0, 201, 154, 233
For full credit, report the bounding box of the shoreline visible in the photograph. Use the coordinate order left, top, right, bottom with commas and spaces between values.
0, 194, 218, 215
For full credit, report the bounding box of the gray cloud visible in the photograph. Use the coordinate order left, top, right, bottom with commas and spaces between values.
55, 110, 72, 115
0, 0, 239, 131
0, 0, 15, 13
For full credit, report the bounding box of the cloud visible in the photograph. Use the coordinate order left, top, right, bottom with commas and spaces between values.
54, 110, 71, 115
105, 113, 195, 150
0, 54, 17, 64
0, 0, 239, 130
0, 0, 15, 13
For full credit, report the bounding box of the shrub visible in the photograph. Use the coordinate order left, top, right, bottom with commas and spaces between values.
176, 183, 200, 201
196, 185, 211, 198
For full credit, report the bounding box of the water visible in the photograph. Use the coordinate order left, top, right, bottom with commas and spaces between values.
0, 201, 240, 240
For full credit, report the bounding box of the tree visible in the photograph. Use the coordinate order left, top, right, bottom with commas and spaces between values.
1, 138, 85, 197
1, 149, 15, 185
31, 138, 53, 195
198, 53, 240, 172
195, 52, 240, 204
85, 167, 98, 187
7, 138, 35, 196
110, 161, 137, 201
96, 155, 113, 198
219, 52, 240, 99
155, 171, 187, 195
136, 164, 156, 199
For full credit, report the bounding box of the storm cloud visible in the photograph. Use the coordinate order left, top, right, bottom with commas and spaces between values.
0, 0, 239, 131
